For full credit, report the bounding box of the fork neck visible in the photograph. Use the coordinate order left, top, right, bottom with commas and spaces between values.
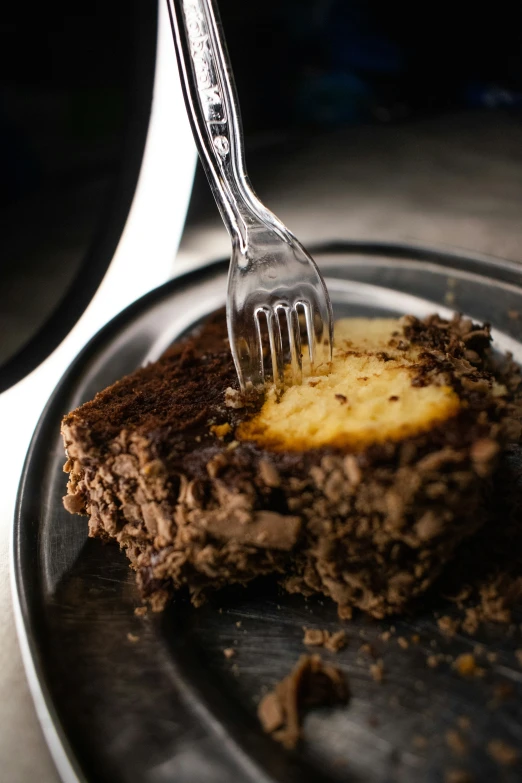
166, 0, 286, 257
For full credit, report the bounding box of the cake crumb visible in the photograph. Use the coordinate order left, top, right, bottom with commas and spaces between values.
210, 422, 232, 439
412, 734, 428, 749
134, 606, 148, 617
303, 628, 325, 647
438, 616, 460, 637
397, 636, 409, 650
508, 309, 520, 320
381, 631, 391, 642
127, 633, 139, 643
490, 682, 514, 705
487, 739, 518, 766
325, 630, 348, 652
370, 659, 385, 683
257, 655, 349, 749
457, 716, 471, 731
427, 654, 441, 669
224, 387, 245, 408
446, 730, 468, 756
303, 628, 347, 652
462, 609, 480, 636
454, 654, 477, 677
223, 647, 236, 659
445, 769, 473, 783
411, 634, 420, 644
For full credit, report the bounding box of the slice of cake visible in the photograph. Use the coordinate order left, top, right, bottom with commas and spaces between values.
61, 312, 521, 618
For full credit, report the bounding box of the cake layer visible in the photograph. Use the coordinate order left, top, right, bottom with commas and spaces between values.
61, 312, 521, 618
238, 318, 462, 451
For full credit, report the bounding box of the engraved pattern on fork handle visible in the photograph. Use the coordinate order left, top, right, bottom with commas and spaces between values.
182, 1, 228, 146
167, 0, 252, 254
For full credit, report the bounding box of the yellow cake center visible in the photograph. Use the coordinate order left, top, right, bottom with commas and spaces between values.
236, 318, 461, 451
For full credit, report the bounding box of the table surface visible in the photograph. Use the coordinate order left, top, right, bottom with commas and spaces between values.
4, 111, 522, 783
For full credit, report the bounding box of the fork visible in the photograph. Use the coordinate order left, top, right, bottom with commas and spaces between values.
166, 0, 333, 392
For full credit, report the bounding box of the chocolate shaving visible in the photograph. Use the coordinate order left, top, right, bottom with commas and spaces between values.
257, 655, 349, 749
196, 510, 301, 550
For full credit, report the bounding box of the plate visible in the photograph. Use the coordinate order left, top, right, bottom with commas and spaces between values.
14, 243, 522, 783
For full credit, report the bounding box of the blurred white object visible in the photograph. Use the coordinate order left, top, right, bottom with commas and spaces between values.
1, 3, 196, 781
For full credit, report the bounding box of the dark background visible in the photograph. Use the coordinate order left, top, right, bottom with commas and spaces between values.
225, 0, 522, 132
1, 0, 522, 383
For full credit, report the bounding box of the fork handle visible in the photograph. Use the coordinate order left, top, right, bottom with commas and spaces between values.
166, 0, 268, 254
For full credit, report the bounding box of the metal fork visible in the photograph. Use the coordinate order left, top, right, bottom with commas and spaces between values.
167, 0, 333, 392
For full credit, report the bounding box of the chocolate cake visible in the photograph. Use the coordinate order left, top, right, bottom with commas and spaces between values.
61, 311, 522, 619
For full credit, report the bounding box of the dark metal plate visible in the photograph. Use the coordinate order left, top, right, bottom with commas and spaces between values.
14, 244, 522, 783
